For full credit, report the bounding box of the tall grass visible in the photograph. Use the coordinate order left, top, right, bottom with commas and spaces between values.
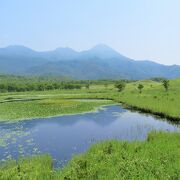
114, 79, 180, 120
0, 155, 53, 180
57, 131, 180, 179
0, 132, 179, 179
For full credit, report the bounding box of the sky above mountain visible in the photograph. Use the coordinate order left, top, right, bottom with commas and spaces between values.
0, 0, 180, 65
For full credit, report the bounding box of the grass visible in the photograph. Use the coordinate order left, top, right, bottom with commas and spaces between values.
0, 132, 179, 179
0, 155, 53, 180
114, 79, 180, 120
58, 131, 180, 179
0, 78, 180, 122
0, 97, 113, 121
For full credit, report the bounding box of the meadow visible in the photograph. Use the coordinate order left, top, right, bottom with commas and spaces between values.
0, 78, 180, 122
114, 79, 180, 121
0, 131, 179, 179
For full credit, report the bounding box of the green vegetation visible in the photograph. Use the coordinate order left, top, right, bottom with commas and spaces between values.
115, 81, 126, 92
0, 75, 130, 93
137, 84, 144, 93
0, 98, 113, 121
115, 79, 180, 120
0, 76, 180, 122
162, 79, 170, 91
0, 76, 179, 178
58, 131, 180, 179
0, 155, 53, 180
0, 75, 83, 92
1, 132, 179, 179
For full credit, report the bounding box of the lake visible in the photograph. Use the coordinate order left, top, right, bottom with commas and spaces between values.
0, 105, 179, 168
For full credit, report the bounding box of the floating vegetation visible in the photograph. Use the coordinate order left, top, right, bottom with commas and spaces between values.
0, 124, 30, 148
0, 97, 113, 121
0, 122, 40, 162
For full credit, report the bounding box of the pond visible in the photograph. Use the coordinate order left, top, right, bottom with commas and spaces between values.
0, 105, 179, 168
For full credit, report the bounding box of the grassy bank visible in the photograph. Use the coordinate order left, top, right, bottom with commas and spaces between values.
0, 78, 179, 122
0, 132, 179, 179
114, 79, 180, 121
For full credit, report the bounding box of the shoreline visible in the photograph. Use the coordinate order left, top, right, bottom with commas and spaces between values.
0, 96, 179, 123
119, 101, 180, 123
83, 97, 180, 123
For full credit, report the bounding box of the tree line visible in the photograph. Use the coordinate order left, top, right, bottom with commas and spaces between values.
0, 75, 83, 92
0, 75, 135, 92
0, 82, 83, 92
0, 74, 170, 93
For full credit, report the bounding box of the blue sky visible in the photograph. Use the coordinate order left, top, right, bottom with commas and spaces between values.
0, 0, 180, 65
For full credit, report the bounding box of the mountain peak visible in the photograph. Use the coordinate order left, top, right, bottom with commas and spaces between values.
91, 44, 119, 53
0, 45, 37, 55
92, 44, 113, 50
54, 47, 77, 53
45, 47, 79, 60
5, 45, 33, 51
83, 44, 123, 59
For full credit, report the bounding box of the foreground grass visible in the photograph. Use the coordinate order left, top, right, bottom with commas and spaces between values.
0, 132, 179, 179
0, 155, 53, 180
58, 131, 180, 179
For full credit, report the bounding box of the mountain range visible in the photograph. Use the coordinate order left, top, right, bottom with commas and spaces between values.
0, 44, 180, 79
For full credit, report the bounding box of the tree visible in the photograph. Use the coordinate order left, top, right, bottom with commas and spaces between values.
104, 83, 108, 88
85, 83, 90, 89
0, 84, 7, 92
138, 84, 144, 93
115, 82, 126, 92
162, 79, 169, 91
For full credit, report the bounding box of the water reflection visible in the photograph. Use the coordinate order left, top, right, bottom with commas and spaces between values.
0, 105, 179, 168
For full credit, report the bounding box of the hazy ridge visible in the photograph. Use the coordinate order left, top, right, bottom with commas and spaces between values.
0, 44, 180, 79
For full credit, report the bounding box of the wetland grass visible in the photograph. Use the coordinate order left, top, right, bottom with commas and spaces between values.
0, 132, 179, 179
0, 78, 179, 122
0, 98, 113, 121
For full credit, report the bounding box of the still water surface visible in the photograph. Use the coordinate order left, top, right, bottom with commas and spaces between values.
0, 105, 179, 167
